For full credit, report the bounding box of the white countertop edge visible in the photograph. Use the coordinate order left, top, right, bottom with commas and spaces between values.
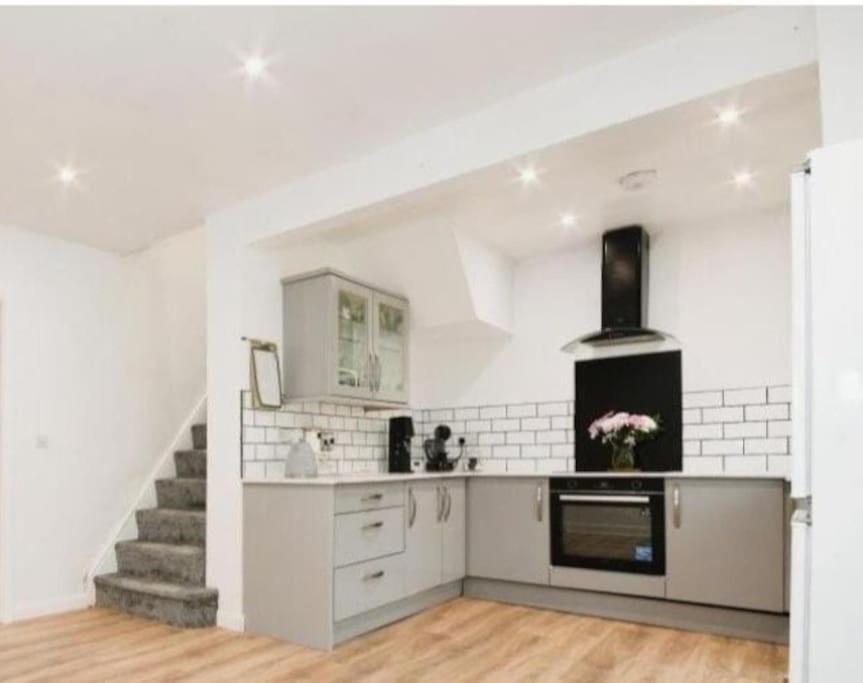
242, 470, 790, 486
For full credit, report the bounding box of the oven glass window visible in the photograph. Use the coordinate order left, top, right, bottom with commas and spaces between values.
561, 502, 654, 563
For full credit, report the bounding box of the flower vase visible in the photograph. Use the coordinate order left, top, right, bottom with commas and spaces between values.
610, 443, 636, 471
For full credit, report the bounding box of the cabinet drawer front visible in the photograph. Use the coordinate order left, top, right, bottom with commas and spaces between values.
335, 483, 404, 514
334, 507, 405, 567
334, 553, 405, 621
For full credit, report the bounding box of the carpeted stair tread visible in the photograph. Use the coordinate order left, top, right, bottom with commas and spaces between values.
116, 540, 205, 585
136, 508, 206, 546
95, 573, 217, 603
174, 449, 207, 478
155, 478, 206, 510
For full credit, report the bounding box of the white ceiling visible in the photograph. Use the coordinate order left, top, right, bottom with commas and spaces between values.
0, 6, 736, 253
292, 65, 821, 262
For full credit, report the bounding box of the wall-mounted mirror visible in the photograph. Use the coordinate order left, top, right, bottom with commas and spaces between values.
248, 339, 283, 409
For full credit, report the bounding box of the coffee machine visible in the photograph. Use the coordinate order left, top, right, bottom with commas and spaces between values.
388, 416, 415, 473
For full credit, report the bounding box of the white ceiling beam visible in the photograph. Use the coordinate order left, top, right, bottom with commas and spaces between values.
209, 7, 816, 245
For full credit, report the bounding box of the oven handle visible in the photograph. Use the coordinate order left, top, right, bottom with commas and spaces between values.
558, 494, 651, 504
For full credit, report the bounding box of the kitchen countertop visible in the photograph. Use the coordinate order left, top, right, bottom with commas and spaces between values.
242, 470, 790, 486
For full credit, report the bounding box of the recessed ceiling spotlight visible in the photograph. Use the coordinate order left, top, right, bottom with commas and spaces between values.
717, 107, 742, 126
55, 164, 80, 187
518, 166, 540, 186
241, 54, 269, 81
619, 169, 658, 192
733, 170, 754, 188
559, 212, 577, 228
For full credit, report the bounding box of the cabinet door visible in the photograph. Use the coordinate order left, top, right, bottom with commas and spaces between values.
441, 480, 466, 584
467, 478, 549, 585
372, 292, 409, 404
330, 278, 374, 399
665, 479, 785, 612
404, 482, 442, 596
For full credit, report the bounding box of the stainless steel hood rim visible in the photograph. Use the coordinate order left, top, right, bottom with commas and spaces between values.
561, 328, 678, 354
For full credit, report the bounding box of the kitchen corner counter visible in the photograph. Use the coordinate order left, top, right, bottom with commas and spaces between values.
242, 470, 790, 485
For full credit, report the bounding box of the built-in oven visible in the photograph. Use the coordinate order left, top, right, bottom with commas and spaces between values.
550, 477, 665, 575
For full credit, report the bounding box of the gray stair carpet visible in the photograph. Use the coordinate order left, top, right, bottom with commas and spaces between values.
95, 423, 218, 628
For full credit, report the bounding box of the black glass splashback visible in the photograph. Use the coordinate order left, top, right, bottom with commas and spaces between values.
574, 350, 682, 472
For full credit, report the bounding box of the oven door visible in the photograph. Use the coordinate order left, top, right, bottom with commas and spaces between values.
550, 491, 665, 575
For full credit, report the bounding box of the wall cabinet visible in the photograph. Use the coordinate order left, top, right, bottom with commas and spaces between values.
467, 478, 549, 585
405, 480, 466, 596
282, 269, 409, 406
665, 478, 786, 613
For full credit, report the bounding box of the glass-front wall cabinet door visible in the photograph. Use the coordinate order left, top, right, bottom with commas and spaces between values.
373, 292, 409, 403
334, 281, 373, 398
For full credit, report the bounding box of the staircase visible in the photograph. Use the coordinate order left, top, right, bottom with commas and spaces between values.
94, 423, 218, 627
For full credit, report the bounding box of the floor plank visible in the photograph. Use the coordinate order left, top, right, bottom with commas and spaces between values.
0, 598, 787, 682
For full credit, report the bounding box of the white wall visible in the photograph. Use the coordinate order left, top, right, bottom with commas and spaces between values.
816, 8, 863, 145
0, 225, 206, 621
412, 209, 791, 408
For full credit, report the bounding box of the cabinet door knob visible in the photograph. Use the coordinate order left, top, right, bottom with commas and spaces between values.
363, 570, 385, 581
443, 486, 452, 522
362, 521, 384, 531
361, 493, 384, 503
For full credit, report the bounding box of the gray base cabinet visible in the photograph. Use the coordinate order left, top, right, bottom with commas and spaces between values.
405, 480, 466, 596
665, 478, 786, 613
467, 478, 549, 585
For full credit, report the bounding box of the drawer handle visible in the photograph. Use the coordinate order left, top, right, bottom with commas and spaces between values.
363, 570, 385, 581
361, 493, 384, 503
362, 521, 384, 531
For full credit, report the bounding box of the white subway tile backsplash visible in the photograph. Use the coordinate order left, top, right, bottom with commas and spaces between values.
683, 424, 723, 440
537, 430, 567, 444
507, 432, 535, 445
551, 444, 572, 458
493, 445, 520, 459
683, 441, 701, 456
683, 391, 723, 408
702, 406, 744, 423
701, 439, 744, 456
479, 406, 506, 420
723, 387, 767, 406
507, 404, 537, 418
455, 407, 479, 420
479, 432, 505, 446
507, 459, 536, 473
746, 404, 789, 421
521, 444, 551, 459
682, 409, 701, 425
683, 456, 724, 475
724, 455, 768, 475
551, 415, 571, 430
724, 422, 767, 438
767, 455, 792, 476
492, 418, 520, 432
744, 438, 788, 455
242, 384, 792, 480
521, 417, 550, 431
538, 402, 569, 417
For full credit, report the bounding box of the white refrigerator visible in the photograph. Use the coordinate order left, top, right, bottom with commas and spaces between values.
789, 139, 863, 682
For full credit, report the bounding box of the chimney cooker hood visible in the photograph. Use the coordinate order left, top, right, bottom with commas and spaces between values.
561, 225, 675, 352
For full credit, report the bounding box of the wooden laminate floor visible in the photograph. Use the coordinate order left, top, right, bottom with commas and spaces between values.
0, 598, 787, 682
